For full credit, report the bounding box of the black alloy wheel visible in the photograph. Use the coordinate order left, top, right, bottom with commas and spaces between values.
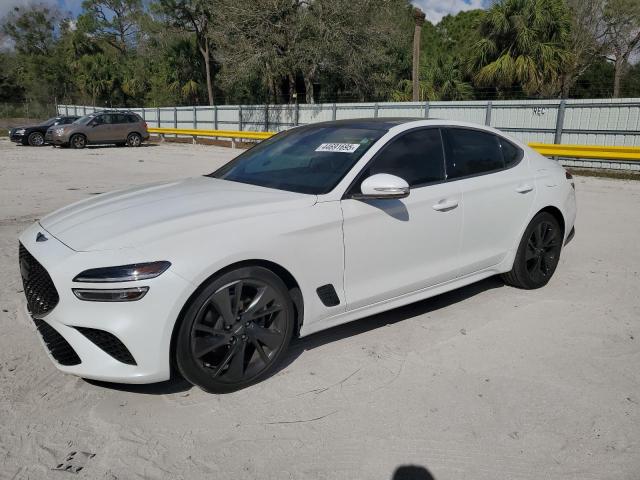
28, 131, 45, 146
502, 212, 563, 289
70, 134, 87, 149
176, 267, 294, 393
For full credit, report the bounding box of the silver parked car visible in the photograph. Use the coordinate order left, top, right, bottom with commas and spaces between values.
46, 111, 150, 149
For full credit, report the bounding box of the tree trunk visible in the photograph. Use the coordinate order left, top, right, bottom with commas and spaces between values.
304, 76, 314, 104
201, 42, 214, 106
288, 72, 296, 104
412, 9, 426, 102
613, 58, 624, 98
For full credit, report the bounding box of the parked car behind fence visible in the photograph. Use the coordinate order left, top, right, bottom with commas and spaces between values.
46, 110, 149, 149
9, 116, 79, 146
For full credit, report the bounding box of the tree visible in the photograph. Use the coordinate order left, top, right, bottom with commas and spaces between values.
560, 0, 608, 97
602, 0, 640, 97
2, 4, 61, 55
1, 5, 73, 106
412, 8, 426, 101
77, 0, 146, 54
467, 0, 572, 98
156, 0, 216, 105
392, 56, 473, 101
435, 9, 484, 63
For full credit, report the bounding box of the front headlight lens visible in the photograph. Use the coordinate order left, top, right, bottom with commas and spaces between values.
15, 128, 25, 135
73, 287, 149, 302
73, 261, 171, 283
55, 127, 64, 135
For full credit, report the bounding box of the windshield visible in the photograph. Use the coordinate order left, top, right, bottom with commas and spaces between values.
73, 114, 96, 125
40, 117, 57, 126
210, 125, 385, 194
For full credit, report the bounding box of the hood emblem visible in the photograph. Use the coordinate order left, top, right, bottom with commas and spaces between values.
36, 232, 48, 242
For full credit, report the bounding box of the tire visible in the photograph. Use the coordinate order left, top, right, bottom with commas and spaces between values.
176, 266, 295, 393
126, 132, 142, 147
70, 134, 87, 149
27, 131, 45, 146
502, 212, 563, 289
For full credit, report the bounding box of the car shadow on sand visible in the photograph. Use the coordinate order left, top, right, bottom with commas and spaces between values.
280, 276, 504, 371
84, 277, 504, 395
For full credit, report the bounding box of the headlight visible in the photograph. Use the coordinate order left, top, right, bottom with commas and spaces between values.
55, 128, 65, 136
73, 261, 171, 283
73, 287, 149, 302
15, 128, 25, 135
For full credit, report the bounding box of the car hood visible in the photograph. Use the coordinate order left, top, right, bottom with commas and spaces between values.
39, 176, 316, 251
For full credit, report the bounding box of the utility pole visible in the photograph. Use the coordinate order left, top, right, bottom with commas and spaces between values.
412, 8, 426, 102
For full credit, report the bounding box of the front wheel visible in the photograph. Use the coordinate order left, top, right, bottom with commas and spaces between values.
176, 266, 295, 393
70, 134, 87, 149
502, 212, 563, 289
27, 131, 45, 146
126, 133, 142, 147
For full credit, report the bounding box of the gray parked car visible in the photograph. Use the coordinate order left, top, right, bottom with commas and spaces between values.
46, 111, 150, 149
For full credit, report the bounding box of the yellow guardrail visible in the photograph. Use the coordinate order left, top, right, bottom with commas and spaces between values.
528, 143, 640, 161
148, 127, 274, 141
148, 127, 640, 161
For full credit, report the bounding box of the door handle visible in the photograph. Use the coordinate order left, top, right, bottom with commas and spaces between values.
515, 184, 534, 194
432, 199, 459, 211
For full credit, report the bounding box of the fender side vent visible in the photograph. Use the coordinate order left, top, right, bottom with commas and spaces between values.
316, 284, 340, 307
75, 327, 137, 365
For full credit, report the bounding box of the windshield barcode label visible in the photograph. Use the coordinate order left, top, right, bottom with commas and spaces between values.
315, 143, 360, 153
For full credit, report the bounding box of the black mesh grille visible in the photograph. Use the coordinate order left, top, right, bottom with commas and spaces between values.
19, 243, 59, 317
33, 318, 81, 366
75, 327, 137, 365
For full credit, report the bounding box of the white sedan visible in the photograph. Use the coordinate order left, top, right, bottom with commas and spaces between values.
19, 119, 576, 393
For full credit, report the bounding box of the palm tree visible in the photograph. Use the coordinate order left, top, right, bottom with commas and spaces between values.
392, 57, 474, 102
467, 0, 572, 97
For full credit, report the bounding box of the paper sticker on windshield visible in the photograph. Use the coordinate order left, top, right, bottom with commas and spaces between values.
315, 143, 360, 153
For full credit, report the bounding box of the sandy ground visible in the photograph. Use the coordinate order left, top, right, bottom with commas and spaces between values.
0, 138, 639, 480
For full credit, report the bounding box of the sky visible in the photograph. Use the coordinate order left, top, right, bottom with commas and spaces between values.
0, 0, 490, 24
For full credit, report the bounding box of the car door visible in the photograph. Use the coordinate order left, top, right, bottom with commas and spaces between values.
87, 114, 112, 143
341, 128, 463, 311
112, 114, 130, 141
442, 128, 535, 275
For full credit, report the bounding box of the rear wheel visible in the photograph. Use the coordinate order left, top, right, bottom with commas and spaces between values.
70, 134, 87, 149
27, 131, 45, 146
176, 266, 294, 393
126, 133, 142, 147
502, 212, 563, 289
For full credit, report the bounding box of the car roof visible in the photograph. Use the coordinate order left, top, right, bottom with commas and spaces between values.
307, 118, 420, 131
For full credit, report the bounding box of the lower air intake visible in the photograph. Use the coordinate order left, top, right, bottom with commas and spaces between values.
33, 318, 81, 366
75, 327, 137, 365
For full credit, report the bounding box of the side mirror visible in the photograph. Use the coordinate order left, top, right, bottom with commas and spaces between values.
355, 173, 410, 200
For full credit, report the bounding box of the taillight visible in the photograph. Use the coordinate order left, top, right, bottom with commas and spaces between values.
144, 122, 148, 128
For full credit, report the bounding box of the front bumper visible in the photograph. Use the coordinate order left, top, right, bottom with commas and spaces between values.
45, 131, 68, 145
10, 134, 25, 144
18, 222, 194, 384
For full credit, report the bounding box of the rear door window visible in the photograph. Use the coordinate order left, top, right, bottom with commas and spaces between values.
443, 128, 504, 179
499, 138, 523, 168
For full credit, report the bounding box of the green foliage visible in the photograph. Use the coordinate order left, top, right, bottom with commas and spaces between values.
392, 57, 474, 101
0, 0, 638, 110
467, 0, 573, 97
